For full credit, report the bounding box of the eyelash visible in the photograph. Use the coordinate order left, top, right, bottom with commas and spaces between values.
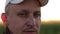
17, 13, 40, 18
34, 13, 41, 17
17, 13, 27, 17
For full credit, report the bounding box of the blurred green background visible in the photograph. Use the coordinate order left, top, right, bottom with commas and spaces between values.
0, 21, 60, 34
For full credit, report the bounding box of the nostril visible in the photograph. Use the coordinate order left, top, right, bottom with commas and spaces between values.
26, 17, 36, 27
26, 22, 35, 28
27, 24, 34, 28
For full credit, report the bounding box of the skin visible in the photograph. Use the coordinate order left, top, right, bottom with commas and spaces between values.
1, 0, 41, 34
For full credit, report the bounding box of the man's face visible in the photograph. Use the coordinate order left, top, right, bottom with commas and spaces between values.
5, 0, 41, 34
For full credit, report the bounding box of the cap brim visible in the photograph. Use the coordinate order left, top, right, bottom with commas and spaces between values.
5, 0, 49, 7
39, 0, 49, 7
11, 0, 24, 4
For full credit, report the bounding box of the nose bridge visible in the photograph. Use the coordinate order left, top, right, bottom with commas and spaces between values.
27, 15, 36, 26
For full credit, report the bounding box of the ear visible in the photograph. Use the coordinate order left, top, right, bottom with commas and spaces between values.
1, 13, 7, 23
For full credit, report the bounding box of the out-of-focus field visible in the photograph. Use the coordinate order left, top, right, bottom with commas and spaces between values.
0, 21, 60, 34
0, 22, 5, 34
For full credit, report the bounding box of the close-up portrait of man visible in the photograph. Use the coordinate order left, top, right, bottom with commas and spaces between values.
1, 0, 49, 34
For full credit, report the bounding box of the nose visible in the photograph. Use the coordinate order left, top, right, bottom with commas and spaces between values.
26, 16, 36, 27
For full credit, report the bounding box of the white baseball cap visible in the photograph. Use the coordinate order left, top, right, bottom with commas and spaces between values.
5, 0, 49, 7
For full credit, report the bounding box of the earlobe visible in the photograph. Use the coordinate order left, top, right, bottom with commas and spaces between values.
1, 13, 7, 23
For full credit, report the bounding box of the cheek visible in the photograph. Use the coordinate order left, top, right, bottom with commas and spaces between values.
37, 19, 41, 32
36, 18, 41, 27
7, 17, 26, 33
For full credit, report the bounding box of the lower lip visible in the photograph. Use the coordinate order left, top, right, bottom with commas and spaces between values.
23, 31, 36, 34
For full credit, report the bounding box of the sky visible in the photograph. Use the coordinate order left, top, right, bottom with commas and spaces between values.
41, 0, 60, 21
0, 0, 60, 22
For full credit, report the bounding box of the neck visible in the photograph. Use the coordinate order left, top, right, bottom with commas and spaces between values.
4, 27, 11, 34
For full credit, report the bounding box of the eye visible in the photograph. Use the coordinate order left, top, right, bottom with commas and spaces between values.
17, 12, 27, 17
17, 10, 29, 18
34, 12, 41, 18
34, 13, 40, 17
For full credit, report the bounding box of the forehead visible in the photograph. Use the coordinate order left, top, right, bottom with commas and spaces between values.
6, 0, 40, 13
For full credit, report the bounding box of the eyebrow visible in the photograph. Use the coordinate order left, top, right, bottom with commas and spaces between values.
17, 10, 28, 14
34, 11, 41, 14
17, 9, 41, 14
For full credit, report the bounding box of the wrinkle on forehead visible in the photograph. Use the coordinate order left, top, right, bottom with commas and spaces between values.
6, 0, 40, 8
5, 0, 40, 15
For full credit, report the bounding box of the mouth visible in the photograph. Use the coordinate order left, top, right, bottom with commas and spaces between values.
23, 30, 37, 34
23, 31, 36, 32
